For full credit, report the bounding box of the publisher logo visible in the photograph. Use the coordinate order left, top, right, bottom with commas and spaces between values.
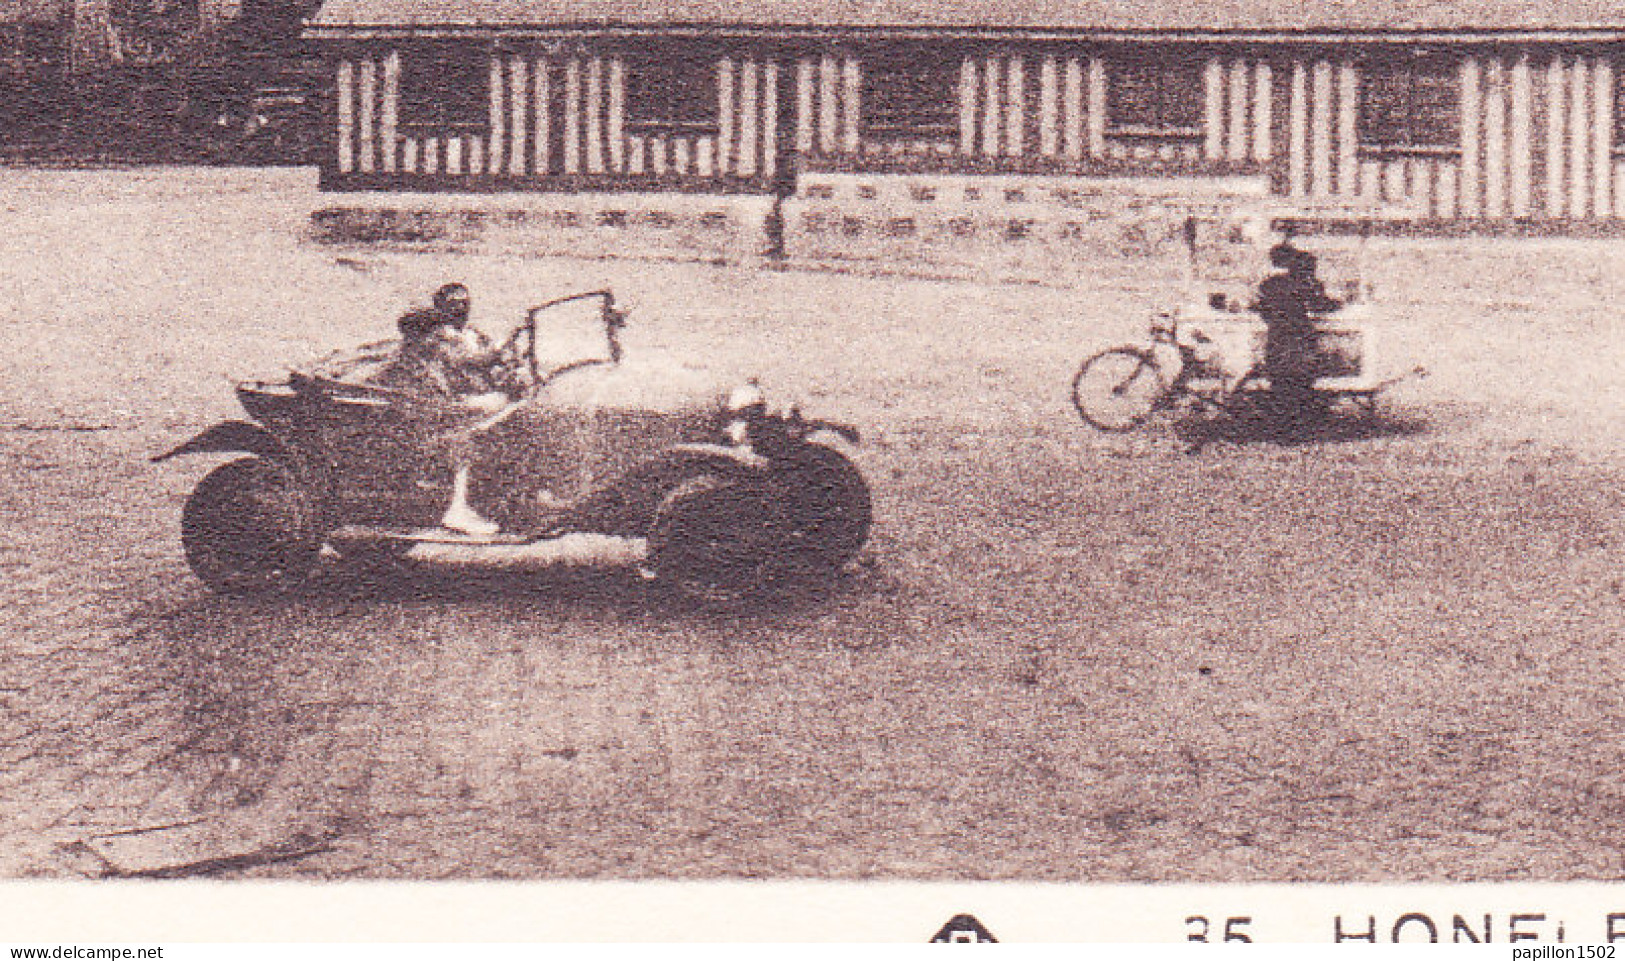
930, 914, 998, 943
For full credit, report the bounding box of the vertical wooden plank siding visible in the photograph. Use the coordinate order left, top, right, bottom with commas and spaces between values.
329, 40, 1625, 222
1226, 58, 1248, 161
717, 58, 735, 175
738, 59, 760, 177
533, 59, 550, 175
627, 134, 645, 175
1382, 160, 1404, 203
1309, 59, 1332, 196
958, 58, 977, 155
1484, 57, 1507, 219
796, 59, 814, 153
1038, 56, 1058, 156
1569, 57, 1590, 218
1063, 57, 1083, 159
1288, 60, 1307, 196
505, 57, 525, 176
1360, 159, 1380, 199
1005, 56, 1025, 156
818, 55, 838, 154
357, 58, 376, 174
649, 134, 666, 175
983, 55, 1001, 156
1087, 56, 1106, 157
336, 60, 354, 174
563, 58, 581, 174
379, 51, 399, 173
1510, 53, 1533, 217
1268, 55, 1291, 191
1413, 159, 1435, 213
841, 57, 860, 152
485, 55, 504, 177
1435, 164, 1457, 217
1204, 57, 1223, 160
1593, 57, 1612, 217
1546, 56, 1566, 217
1459, 57, 1481, 217
696, 137, 714, 177
762, 60, 779, 179
1253, 61, 1272, 161
583, 56, 604, 174
607, 57, 624, 174
1336, 62, 1357, 197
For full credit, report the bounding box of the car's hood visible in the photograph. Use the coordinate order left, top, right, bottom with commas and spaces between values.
539, 355, 727, 417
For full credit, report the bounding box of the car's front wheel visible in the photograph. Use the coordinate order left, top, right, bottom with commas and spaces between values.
181, 457, 322, 596
773, 443, 871, 576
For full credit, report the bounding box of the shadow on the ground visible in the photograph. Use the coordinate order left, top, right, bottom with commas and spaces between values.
1175, 404, 1432, 452
128, 550, 884, 653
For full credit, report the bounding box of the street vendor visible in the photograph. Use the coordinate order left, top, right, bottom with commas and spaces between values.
381, 283, 515, 536
1251, 238, 1341, 429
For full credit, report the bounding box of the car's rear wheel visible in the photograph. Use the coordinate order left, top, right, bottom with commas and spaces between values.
181, 457, 322, 596
645, 473, 778, 605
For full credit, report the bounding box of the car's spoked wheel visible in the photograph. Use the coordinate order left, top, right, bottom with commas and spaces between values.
1072, 348, 1167, 431
181, 457, 322, 596
646, 474, 778, 605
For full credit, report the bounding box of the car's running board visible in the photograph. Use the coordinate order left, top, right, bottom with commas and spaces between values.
328, 526, 649, 568
403, 533, 648, 570
330, 525, 536, 546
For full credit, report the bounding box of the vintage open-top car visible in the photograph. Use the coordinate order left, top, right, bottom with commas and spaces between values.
154, 290, 871, 603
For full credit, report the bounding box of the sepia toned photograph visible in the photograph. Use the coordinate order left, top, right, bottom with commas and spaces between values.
2, 0, 1622, 917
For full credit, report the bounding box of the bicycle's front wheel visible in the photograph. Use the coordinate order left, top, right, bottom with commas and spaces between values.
1071, 347, 1169, 431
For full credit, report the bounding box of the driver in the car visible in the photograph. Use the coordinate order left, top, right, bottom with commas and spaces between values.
384, 283, 514, 536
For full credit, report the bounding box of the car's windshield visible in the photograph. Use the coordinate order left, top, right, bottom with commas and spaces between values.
529, 295, 616, 380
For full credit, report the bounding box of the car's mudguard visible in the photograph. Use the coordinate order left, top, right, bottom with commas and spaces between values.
151, 420, 292, 464
559, 443, 768, 537
662, 442, 770, 472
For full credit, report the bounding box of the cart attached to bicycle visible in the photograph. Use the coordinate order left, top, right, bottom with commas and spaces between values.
1071, 214, 1410, 432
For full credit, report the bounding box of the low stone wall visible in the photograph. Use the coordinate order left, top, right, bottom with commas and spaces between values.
307, 175, 1481, 279
310, 190, 776, 264
782, 171, 1274, 281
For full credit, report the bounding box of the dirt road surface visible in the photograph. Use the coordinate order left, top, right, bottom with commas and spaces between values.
1, 168, 1622, 881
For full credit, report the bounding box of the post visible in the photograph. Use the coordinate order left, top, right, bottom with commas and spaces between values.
506, 56, 526, 177
1510, 53, 1533, 217
1204, 57, 1224, 160
381, 51, 400, 173
1288, 59, 1307, 196
1460, 56, 1481, 217
337, 60, 355, 174
1063, 57, 1084, 160
959, 57, 978, 155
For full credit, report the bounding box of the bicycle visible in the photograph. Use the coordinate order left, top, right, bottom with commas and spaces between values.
1071, 312, 1262, 431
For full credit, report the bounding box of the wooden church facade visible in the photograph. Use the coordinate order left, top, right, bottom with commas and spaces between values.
307, 0, 1625, 222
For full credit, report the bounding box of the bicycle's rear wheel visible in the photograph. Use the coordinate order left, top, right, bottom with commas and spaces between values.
1071, 347, 1168, 431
